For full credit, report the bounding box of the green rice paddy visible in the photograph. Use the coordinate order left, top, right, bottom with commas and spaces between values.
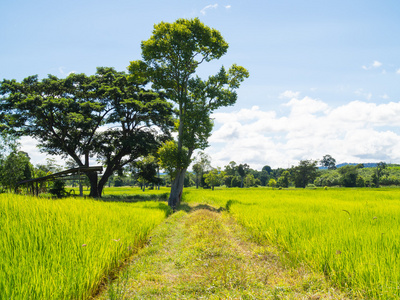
0, 193, 170, 299
184, 188, 400, 299
3, 187, 400, 299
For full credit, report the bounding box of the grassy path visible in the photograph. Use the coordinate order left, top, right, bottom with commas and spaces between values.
96, 204, 349, 299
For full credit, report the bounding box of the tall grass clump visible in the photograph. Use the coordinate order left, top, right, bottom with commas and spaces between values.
0, 194, 170, 299
183, 188, 400, 299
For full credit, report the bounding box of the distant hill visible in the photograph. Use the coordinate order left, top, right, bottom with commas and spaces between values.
319, 163, 400, 170
319, 163, 384, 170
336, 163, 378, 168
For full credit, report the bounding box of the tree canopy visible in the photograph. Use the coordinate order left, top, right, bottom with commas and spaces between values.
0, 129, 18, 161
0, 151, 32, 192
203, 167, 225, 190
238, 163, 250, 188
320, 154, 337, 170
291, 160, 318, 188
192, 152, 211, 188
0, 67, 173, 196
135, 155, 161, 191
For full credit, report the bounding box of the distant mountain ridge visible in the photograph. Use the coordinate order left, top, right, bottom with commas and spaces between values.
336, 162, 378, 168
319, 162, 389, 170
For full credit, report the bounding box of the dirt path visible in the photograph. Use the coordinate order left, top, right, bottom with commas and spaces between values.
96, 204, 349, 299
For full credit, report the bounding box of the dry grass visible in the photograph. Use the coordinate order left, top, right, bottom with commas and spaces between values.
97, 203, 349, 299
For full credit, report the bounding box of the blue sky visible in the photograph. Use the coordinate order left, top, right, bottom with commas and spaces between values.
2, 0, 400, 169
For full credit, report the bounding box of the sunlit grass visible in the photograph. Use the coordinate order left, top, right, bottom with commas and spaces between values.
98, 206, 346, 299
183, 188, 400, 299
68, 186, 170, 198
0, 194, 171, 299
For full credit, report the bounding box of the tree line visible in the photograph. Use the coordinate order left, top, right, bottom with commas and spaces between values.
1, 140, 397, 193
183, 153, 399, 189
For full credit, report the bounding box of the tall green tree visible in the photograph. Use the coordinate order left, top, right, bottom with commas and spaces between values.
262, 165, 272, 174
224, 161, 237, 176
237, 163, 250, 188
244, 173, 256, 187
320, 154, 337, 170
203, 167, 225, 191
135, 155, 161, 191
132, 18, 249, 209
277, 170, 290, 188
192, 152, 211, 188
338, 165, 359, 187
0, 151, 32, 192
373, 162, 387, 187
291, 160, 318, 188
0, 67, 173, 197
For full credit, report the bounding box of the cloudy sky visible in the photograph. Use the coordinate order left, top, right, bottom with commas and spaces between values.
1, 0, 400, 169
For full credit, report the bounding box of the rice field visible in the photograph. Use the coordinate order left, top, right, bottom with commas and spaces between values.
0, 193, 170, 299
4, 187, 400, 299
183, 188, 400, 299
68, 186, 170, 197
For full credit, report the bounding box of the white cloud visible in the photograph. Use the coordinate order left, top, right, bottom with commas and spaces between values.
372, 60, 382, 68
284, 96, 330, 116
225, 5, 231, 9
362, 60, 383, 70
396, 68, 400, 74
207, 97, 400, 169
279, 90, 300, 99
200, 4, 218, 15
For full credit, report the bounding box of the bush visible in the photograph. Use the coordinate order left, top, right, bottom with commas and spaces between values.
356, 176, 365, 187
268, 178, 277, 188
314, 171, 340, 187
49, 180, 67, 198
230, 176, 241, 188
338, 165, 362, 187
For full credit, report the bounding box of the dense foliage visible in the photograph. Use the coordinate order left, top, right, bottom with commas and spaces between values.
0, 67, 173, 196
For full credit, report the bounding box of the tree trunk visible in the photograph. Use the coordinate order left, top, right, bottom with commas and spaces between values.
168, 168, 186, 209
97, 167, 115, 197
86, 172, 100, 198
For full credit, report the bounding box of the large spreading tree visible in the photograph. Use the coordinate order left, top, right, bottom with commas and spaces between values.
131, 18, 249, 208
0, 67, 173, 197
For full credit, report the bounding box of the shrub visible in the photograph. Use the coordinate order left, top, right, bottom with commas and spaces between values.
49, 180, 67, 198
356, 176, 365, 187
268, 178, 277, 188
